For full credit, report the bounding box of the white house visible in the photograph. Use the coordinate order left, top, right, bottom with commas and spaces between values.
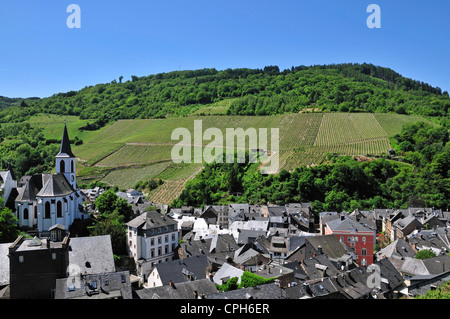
126, 211, 179, 267
14, 124, 88, 233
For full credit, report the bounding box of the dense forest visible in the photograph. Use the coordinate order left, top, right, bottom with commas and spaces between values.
0, 63, 449, 126
172, 121, 449, 211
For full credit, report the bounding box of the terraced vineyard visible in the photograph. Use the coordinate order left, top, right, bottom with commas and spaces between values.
146, 164, 204, 204
313, 113, 391, 156
26, 112, 433, 203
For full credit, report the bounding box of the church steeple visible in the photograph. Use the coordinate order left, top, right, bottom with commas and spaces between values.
57, 122, 75, 158
55, 122, 77, 189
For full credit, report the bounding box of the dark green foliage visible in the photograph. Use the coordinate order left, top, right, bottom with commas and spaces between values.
415, 249, 437, 260
90, 190, 132, 255
173, 121, 449, 211
215, 272, 275, 292
0, 201, 20, 243
216, 277, 239, 292
1, 64, 448, 124
133, 178, 164, 192
0, 123, 59, 178
415, 281, 450, 299
239, 271, 275, 288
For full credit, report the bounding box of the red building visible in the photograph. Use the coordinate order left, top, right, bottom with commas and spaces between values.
324, 215, 375, 266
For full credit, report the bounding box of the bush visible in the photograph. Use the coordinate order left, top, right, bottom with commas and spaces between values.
415, 249, 437, 260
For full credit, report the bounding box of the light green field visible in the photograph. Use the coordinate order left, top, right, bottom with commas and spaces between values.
25, 112, 435, 203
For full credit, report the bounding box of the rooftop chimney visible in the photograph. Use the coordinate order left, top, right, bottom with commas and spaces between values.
47, 237, 51, 249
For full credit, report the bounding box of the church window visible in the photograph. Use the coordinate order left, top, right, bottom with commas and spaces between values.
45, 202, 51, 219
60, 160, 65, 173
57, 201, 63, 218
71, 160, 74, 173
23, 208, 29, 220
34, 206, 38, 219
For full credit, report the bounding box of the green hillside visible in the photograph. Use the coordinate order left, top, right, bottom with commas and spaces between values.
1, 64, 449, 127
0, 63, 448, 205
13, 111, 435, 204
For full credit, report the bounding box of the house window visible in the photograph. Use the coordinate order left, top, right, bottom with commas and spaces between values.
165, 245, 169, 254
52, 252, 57, 260
19, 255, 24, 263
57, 201, 62, 218
172, 234, 175, 241
362, 237, 366, 243
151, 238, 154, 245
361, 258, 367, 266
45, 202, 51, 219
361, 248, 367, 256
165, 235, 169, 243
23, 208, 29, 220
158, 237, 162, 244
151, 249, 155, 258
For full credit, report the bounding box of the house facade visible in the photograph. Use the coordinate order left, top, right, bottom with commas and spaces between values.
126, 211, 179, 267
324, 216, 375, 266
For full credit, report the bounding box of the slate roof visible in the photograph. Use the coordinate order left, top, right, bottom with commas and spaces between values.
126, 210, 177, 230
56, 124, 75, 158
213, 263, 244, 285
136, 279, 218, 299
306, 235, 353, 262
36, 174, 75, 197
326, 216, 374, 233
376, 258, 404, 293
15, 175, 43, 202
376, 238, 416, 260
55, 271, 132, 299
68, 235, 116, 275
207, 282, 288, 299
152, 255, 210, 285
389, 255, 450, 277
180, 234, 238, 257
0, 242, 12, 286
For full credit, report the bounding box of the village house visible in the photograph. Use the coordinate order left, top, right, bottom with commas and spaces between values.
126, 211, 179, 268
146, 255, 210, 288
324, 215, 375, 266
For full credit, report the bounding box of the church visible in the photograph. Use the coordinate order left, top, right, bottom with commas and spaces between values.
11, 123, 89, 234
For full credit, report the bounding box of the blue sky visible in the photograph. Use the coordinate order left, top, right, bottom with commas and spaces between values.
0, 0, 449, 98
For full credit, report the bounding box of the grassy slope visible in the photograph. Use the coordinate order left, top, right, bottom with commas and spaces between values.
27, 112, 436, 203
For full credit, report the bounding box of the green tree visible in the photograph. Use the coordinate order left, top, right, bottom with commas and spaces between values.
88, 210, 127, 255
415, 249, 437, 260
0, 198, 20, 243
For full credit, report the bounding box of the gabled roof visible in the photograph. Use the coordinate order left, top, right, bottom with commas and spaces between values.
326, 216, 374, 233
213, 263, 244, 285
15, 175, 43, 202
56, 123, 75, 158
152, 255, 210, 285
36, 174, 75, 197
55, 271, 132, 299
126, 211, 177, 229
376, 238, 416, 260
306, 235, 353, 261
136, 279, 218, 299
207, 282, 288, 299
68, 235, 116, 275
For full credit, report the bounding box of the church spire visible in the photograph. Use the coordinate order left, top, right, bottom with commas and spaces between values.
57, 122, 75, 158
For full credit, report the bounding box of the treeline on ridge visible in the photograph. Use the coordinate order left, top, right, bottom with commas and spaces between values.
1, 63, 448, 125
